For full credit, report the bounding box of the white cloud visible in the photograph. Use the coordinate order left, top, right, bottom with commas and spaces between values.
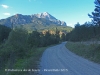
1, 4, 9, 9
3, 13, 11, 16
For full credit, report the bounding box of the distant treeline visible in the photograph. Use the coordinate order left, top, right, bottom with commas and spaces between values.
66, 23, 100, 42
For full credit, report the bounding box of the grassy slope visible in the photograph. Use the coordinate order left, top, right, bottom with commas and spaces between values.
66, 42, 100, 64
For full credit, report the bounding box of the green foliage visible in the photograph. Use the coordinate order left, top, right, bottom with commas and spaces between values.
61, 33, 66, 41
88, 0, 100, 26
28, 31, 40, 47
0, 25, 11, 43
42, 31, 52, 46
0, 27, 29, 74
42, 31, 59, 46
66, 42, 100, 63
6, 27, 28, 58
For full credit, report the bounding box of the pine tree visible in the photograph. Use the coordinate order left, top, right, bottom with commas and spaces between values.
55, 27, 60, 43
0, 25, 11, 43
88, 0, 100, 26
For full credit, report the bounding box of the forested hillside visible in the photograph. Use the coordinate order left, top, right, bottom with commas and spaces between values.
0, 22, 72, 75
18, 23, 72, 33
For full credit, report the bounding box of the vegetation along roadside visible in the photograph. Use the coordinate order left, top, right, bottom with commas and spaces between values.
66, 42, 100, 64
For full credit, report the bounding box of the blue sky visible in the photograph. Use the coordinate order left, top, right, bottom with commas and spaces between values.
0, 0, 95, 27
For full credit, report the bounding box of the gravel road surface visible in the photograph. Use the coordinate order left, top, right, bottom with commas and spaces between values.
39, 42, 100, 75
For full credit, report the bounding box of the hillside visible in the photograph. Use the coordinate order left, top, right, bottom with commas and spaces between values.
18, 23, 72, 33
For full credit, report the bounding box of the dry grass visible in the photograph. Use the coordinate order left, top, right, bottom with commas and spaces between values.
66, 42, 100, 64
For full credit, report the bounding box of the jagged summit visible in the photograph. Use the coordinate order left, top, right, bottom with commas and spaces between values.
34, 12, 66, 26
38, 12, 49, 16
41, 12, 49, 16
34, 12, 57, 21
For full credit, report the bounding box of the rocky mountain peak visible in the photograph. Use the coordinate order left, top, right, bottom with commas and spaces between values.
33, 12, 67, 26
34, 12, 57, 20
42, 12, 49, 16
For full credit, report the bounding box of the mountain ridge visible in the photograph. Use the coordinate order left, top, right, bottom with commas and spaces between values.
0, 12, 67, 27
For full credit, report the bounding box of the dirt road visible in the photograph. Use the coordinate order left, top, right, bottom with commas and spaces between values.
39, 42, 100, 75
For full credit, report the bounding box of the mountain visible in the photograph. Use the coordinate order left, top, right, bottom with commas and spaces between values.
0, 12, 67, 27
